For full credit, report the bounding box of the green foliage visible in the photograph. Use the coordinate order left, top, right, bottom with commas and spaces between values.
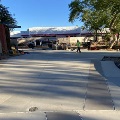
104, 33, 111, 41
0, 4, 17, 28
68, 0, 83, 22
68, 0, 120, 34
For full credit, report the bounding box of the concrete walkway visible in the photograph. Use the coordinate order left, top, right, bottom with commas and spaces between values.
84, 61, 114, 110
0, 49, 120, 119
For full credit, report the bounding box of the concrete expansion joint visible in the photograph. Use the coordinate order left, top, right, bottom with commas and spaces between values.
44, 112, 48, 120
74, 110, 84, 120
83, 82, 88, 111
105, 78, 115, 110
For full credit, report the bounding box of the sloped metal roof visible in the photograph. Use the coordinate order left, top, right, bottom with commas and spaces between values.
29, 26, 81, 35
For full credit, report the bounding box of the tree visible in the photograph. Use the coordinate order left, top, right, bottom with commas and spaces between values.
0, 4, 17, 30
68, 0, 120, 48
94, 0, 120, 48
0, 4, 17, 52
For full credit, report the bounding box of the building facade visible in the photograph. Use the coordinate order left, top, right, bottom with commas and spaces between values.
10, 26, 81, 38
10, 26, 112, 47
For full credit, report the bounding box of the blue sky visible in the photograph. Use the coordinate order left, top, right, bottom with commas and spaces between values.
1, 0, 83, 31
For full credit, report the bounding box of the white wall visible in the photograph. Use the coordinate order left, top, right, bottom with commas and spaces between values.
70, 37, 94, 43
57, 36, 70, 44
57, 36, 95, 45
10, 31, 21, 37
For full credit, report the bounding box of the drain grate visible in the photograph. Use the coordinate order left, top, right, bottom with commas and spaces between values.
29, 107, 38, 112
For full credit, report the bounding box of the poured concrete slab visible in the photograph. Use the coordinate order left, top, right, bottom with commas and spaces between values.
107, 82, 120, 110
46, 111, 82, 120
85, 63, 114, 110
101, 61, 120, 110
0, 112, 46, 120
79, 110, 120, 120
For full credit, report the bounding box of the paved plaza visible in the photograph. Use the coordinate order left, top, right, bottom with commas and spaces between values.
0, 49, 120, 119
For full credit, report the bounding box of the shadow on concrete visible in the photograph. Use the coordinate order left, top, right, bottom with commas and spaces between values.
0, 50, 120, 112
46, 111, 82, 120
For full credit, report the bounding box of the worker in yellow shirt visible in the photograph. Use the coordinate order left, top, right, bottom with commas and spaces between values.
76, 40, 81, 53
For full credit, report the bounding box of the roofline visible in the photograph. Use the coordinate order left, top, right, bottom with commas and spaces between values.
30, 33, 80, 36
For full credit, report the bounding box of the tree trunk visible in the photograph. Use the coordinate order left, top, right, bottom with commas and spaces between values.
109, 34, 116, 49
5, 26, 11, 51
94, 29, 98, 42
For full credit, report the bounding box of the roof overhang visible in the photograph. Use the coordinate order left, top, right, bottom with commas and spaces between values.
8, 25, 21, 28
0, 23, 21, 28
30, 33, 80, 37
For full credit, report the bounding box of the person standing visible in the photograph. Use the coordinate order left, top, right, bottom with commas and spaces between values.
87, 40, 91, 50
76, 40, 81, 53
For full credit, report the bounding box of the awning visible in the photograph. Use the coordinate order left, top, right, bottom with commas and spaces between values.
0, 22, 21, 28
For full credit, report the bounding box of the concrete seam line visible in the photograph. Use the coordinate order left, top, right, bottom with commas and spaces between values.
83, 61, 91, 110
105, 78, 115, 110
44, 112, 48, 120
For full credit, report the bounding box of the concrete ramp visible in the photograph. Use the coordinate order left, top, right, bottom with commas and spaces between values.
84, 62, 114, 110
101, 61, 120, 77
101, 61, 120, 110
